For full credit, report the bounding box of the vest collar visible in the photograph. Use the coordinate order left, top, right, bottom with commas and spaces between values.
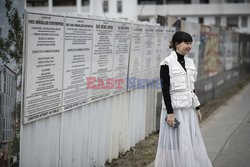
160, 51, 191, 67
170, 51, 188, 61
170, 51, 187, 73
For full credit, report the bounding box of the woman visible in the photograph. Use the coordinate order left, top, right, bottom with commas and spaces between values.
154, 31, 212, 167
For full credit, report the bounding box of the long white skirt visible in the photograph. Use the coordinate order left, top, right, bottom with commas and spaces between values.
154, 107, 213, 167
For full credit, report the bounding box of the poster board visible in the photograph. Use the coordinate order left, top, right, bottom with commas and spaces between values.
141, 24, 155, 82
89, 19, 115, 101
63, 16, 93, 111
24, 13, 64, 123
153, 26, 164, 79
112, 21, 131, 94
127, 23, 144, 90
23, 12, 164, 123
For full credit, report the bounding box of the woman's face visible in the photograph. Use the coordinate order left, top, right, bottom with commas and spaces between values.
176, 42, 192, 55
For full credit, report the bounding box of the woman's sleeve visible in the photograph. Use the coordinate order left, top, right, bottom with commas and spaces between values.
160, 65, 174, 114
193, 87, 200, 110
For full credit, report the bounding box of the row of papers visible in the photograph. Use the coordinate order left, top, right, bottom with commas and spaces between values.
23, 12, 175, 123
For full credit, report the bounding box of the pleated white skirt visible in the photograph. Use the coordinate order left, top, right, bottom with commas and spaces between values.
154, 107, 213, 167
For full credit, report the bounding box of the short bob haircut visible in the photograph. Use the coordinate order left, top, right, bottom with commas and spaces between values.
169, 31, 193, 50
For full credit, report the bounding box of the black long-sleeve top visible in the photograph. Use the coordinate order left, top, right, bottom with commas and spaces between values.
160, 51, 199, 114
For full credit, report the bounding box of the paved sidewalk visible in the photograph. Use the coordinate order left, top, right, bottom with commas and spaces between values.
148, 83, 250, 167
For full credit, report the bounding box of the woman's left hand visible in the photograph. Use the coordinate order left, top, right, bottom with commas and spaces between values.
197, 109, 202, 121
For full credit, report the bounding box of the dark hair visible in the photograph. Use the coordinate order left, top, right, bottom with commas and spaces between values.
169, 31, 193, 50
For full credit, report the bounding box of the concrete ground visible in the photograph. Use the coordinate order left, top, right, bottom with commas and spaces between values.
148, 83, 250, 167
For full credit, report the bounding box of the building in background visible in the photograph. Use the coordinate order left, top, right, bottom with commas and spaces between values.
0, 64, 16, 148
25, 0, 250, 33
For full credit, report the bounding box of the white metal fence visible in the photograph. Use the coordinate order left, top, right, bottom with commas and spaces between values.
20, 88, 158, 166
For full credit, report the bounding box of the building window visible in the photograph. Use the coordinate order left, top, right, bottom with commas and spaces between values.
215, 17, 221, 26
167, 0, 190, 4
199, 17, 204, 24
117, 0, 122, 13
27, 0, 48, 7
138, 0, 157, 4
82, 0, 89, 6
157, 15, 167, 26
156, 0, 164, 4
103, 0, 109, 13
137, 0, 191, 4
227, 16, 238, 27
53, 0, 76, 6
138, 16, 150, 22
241, 16, 248, 27
226, 0, 244, 3
200, 0, 209, 3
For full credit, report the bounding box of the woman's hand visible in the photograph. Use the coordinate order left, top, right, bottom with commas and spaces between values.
166, 113, 175, 127
197, 109, 202, 122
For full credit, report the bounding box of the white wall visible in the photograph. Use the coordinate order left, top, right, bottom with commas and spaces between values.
139, 3, 250, 16
20, 88, 158, 167
106, 0, 140, 21
87, 0, 139, 21
89, 0, 104, 16
121, 0, 139, 21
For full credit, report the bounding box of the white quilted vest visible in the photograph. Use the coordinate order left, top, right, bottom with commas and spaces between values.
160, 51, 200, 110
